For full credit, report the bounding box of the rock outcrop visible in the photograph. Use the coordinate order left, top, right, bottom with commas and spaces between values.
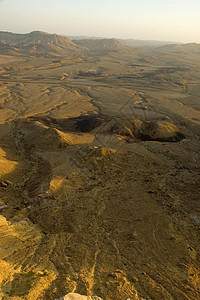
56, 292, 102, 300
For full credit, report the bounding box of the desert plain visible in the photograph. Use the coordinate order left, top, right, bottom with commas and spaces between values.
0, 31, 199, 300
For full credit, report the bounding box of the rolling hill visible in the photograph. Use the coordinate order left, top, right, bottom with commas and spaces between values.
0, 31, 85, 56
73, 38, 130, 53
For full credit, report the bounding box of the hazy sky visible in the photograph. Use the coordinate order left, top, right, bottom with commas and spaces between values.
1, 0, 200, 42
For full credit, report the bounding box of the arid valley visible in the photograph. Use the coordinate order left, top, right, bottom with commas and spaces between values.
0, 31, 200, 300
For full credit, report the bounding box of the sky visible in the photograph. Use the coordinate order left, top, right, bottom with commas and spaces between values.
1, 0, 200, 43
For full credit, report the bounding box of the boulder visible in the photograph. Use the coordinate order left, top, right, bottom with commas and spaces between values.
55, 292, 103, 300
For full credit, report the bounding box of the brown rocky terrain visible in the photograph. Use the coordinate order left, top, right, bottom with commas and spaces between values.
72, 39, 129, 55
0, 31, 199, 300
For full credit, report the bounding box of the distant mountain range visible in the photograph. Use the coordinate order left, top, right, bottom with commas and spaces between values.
0, 31, 199, 57
69, 35, 180, 48
0, 31, 131, 56
0, 31, 81, 49
155, 42, 200, 54
0, 31, 84, 56
118, 38, 179, 48
72, 38, 129, 52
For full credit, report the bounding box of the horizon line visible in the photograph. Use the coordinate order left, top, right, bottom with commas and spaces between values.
0, 29, 196, 45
